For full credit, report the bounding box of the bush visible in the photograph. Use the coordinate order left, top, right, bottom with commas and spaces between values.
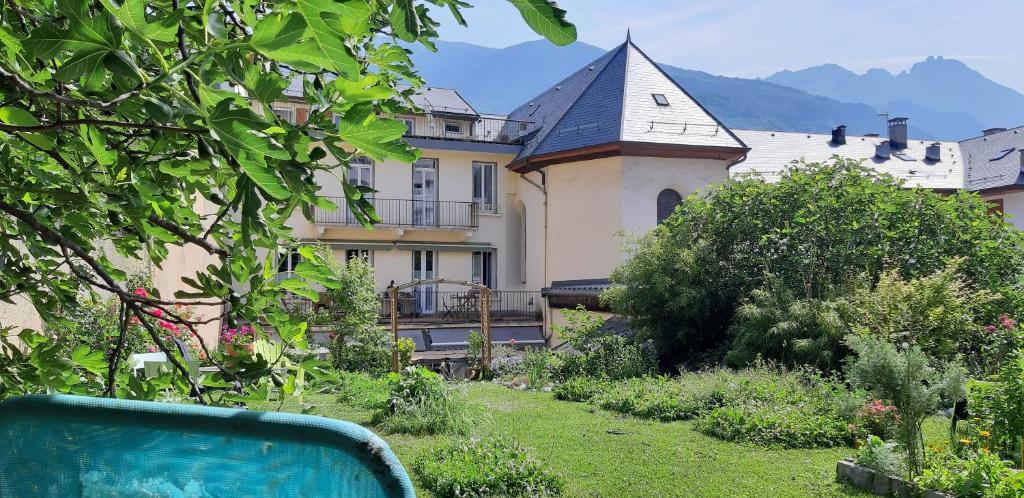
371, 367, 474, 435
851, 262, 998, 367
696, 401, 853, 448
965, 349, 1024, 465
855, 435, 905, 477
552, 377, 611, 403
551, 307, 656, 381
413, 437, 562, 498
607, 158, 1024, 366
845, 335, 967, 477
316, 248, 391, 374
397, 338, 415, 370
330, 324, 392, 375
850, 399, 901, 441
726, 281, 856, 371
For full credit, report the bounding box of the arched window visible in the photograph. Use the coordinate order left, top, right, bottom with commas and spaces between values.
656, 189, 682, 224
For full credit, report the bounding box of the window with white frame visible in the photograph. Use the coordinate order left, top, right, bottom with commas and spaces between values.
472, 251, 494, 288
276, 247, 302, 278
345, 249, 371, 263
472, 161, 497, 213
272, 107, 295, 124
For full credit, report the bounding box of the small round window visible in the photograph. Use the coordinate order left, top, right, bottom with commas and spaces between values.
656, 189, 682, 223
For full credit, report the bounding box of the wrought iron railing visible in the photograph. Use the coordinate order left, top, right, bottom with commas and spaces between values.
282, 290, 543, 324
314, 197, 479, 230
408, 115, 533, 144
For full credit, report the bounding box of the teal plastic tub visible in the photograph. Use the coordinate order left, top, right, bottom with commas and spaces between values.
0, 395, 415, 497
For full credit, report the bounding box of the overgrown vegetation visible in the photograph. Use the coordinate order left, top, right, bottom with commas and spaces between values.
319, 250, 393, 375
607, 159, 1024, 368
371, 367, 475, 436
413, 438, 562, 498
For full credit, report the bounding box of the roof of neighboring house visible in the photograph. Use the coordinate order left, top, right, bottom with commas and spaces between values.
731, 129, 964, 190
961, 126, 1024, 191
506, 36, 746, 169
409, 87, 479, 116
541, 278, 613, 296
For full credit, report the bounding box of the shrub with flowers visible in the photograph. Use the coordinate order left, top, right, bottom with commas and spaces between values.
917, 445, 1024, 498
49, 278, 204, 364
220, 325, 257, 347
975, 315, 1024, 374
850, 399, 901, 441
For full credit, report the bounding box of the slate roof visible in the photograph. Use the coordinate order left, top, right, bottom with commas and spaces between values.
732, 129, 964, 190
506, 36, 746, 165
961, 126, 1024, 191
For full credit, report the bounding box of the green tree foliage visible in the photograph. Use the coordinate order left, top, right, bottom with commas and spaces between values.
607, 158, 1024, 366
845, 335, 967, 478
318, 247, 391, 374
726, 280, 856, 371
0, 1, 574, 403
851, 260, 999, 367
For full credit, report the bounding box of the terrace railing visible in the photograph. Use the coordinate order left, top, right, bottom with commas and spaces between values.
282, 290, 543, 325
314, 197, 479, 230
410, 115, 533, 144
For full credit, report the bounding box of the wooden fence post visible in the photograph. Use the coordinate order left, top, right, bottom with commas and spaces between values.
390, 286, 400, 373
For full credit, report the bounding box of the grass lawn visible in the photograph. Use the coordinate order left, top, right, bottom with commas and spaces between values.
274, 382, 953, 498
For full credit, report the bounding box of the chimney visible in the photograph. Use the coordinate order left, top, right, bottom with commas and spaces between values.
983, 127, 1007, 136
830, 125, 847, 145
925, 142, 941, 161
887, 117, 908, 149
875, 140, 891, 159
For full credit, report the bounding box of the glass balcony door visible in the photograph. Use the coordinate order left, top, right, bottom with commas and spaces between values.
346, 156, 373, 224
412, 250, 437, 314
412, 158, 438, 227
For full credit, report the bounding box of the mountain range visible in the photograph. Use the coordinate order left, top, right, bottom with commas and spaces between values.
409, 40, 1024, 141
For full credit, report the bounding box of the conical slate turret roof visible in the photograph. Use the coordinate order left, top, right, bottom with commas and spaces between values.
506, 36, 747, 170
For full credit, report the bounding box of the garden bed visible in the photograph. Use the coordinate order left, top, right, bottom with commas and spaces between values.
836, 459, 952, 498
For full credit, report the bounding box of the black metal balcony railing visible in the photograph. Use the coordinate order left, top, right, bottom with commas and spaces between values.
283, 290, 543, 325
408, 115, 533, 144
315, 197, 479, 230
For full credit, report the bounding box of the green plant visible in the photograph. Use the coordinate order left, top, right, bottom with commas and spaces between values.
852, 261, 998, 367
726, 280, 857, 371
371, 367, 475, 435
967, 349, 1024, 465
607, 158, 1024, 366
850, 399, 901, 441
845, 335, 967, 477
332, 371, 390, 409
523, 348, 556, 389
696, 401, 853, 448
467, 330, 484, 371
397, 338, 416, 370
552, 377, 611, 403
551, 307, 656, 381
413, 437, 562, 498
0, 0, 574, 403
856, 435, 905, 477
918, 447, 1024, 498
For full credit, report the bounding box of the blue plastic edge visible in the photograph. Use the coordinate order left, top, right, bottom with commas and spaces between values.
0, 394, 416, 498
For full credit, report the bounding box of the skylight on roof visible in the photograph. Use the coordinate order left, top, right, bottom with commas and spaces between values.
893, 152, 916, 162
991, 148, 1016, 161
652, 94, 669, 106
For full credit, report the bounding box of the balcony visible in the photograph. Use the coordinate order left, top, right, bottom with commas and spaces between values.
314, 197, 479, 230
283, 290, 543, 325
407, 115, 533, 144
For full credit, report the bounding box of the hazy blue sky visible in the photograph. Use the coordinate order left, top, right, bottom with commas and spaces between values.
434, 0, 1024, 92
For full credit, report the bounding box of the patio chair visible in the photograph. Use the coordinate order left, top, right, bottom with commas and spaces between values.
0, 394, 415, 497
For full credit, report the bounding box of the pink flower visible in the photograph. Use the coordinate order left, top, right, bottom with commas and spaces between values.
985, 325, 998, 334
146, 345, 157, 353
158, 320, 179, 332
1000, 314, 1016, 329
151, 308, 163, 318
130, 316, 140, 325
133, 287, 148, 298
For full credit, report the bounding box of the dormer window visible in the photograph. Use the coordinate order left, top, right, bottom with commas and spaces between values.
652, 94, 669, 106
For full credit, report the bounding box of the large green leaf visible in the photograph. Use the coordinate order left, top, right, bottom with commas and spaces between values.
294, 0, 361, 76
0, 107, 55, 150
506, 0, 577, 46
100, 0, 179, 43
335, 105, 418, 162
389, 0, 419, 42
207, 101, 292, 200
